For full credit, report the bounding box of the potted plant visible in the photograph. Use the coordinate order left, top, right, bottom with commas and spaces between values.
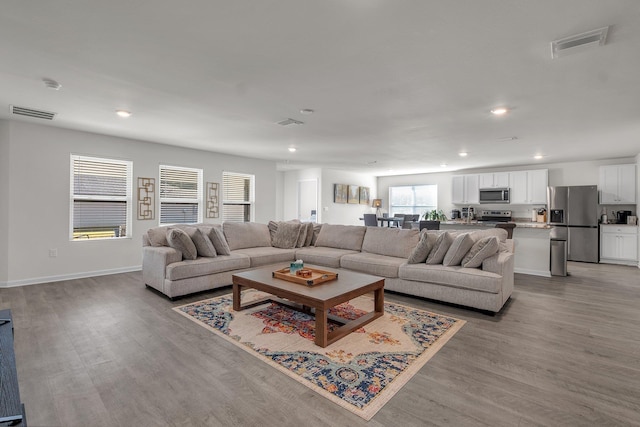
422, 209, 447, 221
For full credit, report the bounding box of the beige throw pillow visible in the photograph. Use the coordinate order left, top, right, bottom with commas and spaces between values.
185, 227, 217, 257
425, 232, 454, 264
207, 227, 231, 255
462, 236, 499, 268
407, 230, 438, 264
272, 222, 302, 249
303, 223, 314, 246
147, 227, 169, 247
443, 233, 474, 266
167, 228, 198, 260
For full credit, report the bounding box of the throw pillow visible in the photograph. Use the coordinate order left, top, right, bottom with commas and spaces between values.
310, 223, 323, 246
443, 233, 475, 266
167, 228, 198, 260
268, 220, 279, 243
185, 227, 217, 257
425, 232, 454, 265
462, 236, 499, 268
147, 227, 169, 247
272, 222, 302, 249
407, 230, 438, 264
295, 222, 308, 248
207, 226, 231, 256
303, 222, 314, 247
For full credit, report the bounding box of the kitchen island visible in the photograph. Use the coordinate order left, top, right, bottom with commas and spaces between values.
440, 220, 552, 277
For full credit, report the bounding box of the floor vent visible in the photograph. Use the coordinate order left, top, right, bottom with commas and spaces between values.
551, 26, 609, 59
277, 118, 304, 126
9, 105, 57, 120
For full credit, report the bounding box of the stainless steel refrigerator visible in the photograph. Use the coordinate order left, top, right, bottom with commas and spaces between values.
548, 185, 599, 263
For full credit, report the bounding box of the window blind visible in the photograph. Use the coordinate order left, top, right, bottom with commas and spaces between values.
71, 155, 132, 239
223, 172, 254, 222
159, 165, 203, 225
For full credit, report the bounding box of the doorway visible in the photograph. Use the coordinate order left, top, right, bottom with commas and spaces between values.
298, 179, 318, 223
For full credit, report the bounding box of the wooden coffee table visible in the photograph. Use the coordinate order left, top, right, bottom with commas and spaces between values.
232, 265, 384, 347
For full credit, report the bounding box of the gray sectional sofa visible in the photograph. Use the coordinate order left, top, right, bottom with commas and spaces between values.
142, 221, 514, 312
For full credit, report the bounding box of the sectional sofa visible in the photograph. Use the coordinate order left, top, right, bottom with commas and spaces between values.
142, 221, 514, 312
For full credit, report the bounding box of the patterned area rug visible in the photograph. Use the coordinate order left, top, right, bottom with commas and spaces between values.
173, 290, 465, 420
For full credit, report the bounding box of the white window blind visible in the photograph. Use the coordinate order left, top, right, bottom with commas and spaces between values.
159, 165, 203, 225
389, 184, 437, 217
70, 155, 132, 240
223, 172, 254, 222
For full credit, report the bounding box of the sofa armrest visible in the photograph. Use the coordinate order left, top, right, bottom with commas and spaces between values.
142, 246, 182, 291
482, 251, 514, 276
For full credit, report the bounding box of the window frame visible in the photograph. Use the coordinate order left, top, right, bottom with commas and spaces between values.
159, 164, 204, 226
69, 154, 133, 241
222, 171, 255, 222
388, 184, 438, 217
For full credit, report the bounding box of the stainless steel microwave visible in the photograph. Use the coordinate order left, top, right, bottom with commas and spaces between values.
479, 188, 510, 204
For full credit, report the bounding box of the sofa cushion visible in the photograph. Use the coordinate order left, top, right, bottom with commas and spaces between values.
443, 233, 474, 266
426, 232, 454, 264
303, 223, 314, 247
296, 223, 310, 247
462, 236, 499, 268
223, 222, 272, 251
315, 224, 366, 251
272, 221, 303, 249
469, 228, 508, 243
340, 253, 406, 278
232, 247, 296, 267
167, 228, 198, 260
207, 226, 231, 255
294, 247, 359, 268
399, 263, 503, 293
166, 253, 251, 281
361, 227, 420, 258
185, 227, 217, 257
311, 224, 323, 246
407, 230, 438, 264
148, 226, 169, 247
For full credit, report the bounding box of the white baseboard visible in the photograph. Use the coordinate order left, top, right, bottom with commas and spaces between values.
515, 267, 551, 277
0, 265, 142, 288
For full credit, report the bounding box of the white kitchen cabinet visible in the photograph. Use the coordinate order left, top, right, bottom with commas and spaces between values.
599, 164, 636, 204
479, 172, 509, 189
600, 225, 638, 266
509, 169, 548, 204
452, 174, 479, 204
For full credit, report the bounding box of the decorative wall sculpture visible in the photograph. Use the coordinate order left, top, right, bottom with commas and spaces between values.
137, 177, 155, 220
206, 182, 220, 218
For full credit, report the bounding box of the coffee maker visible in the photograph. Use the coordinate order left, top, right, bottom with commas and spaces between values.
451, 209, 461, 220
617, 210, 632, 224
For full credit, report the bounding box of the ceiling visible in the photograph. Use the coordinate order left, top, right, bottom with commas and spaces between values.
1, 1, 639, 176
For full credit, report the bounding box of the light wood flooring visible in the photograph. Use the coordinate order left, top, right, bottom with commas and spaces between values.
1, 262, 639, 427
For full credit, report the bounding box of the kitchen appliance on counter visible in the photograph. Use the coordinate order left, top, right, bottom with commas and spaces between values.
451, 209, 461, 219
548, 185, 599, 263
477, 210, 512, 223
616, 210, 632, 224
479, 188, 510, 204
461, 207, 475, 219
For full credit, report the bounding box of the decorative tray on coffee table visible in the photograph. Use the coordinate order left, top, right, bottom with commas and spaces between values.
272, 267, 338, 286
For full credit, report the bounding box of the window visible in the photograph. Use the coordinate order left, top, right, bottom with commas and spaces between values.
159, 165, 203, 225
389, 184, 437, 217
223, 171, 254, 222
70, 155, 132, 240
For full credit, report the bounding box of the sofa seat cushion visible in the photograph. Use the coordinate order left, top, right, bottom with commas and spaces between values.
294, 247, 359, 268
399, 263, 502, 294
166, 254, 250, 281
232, 247, 296, 267
340, 253, 406, 278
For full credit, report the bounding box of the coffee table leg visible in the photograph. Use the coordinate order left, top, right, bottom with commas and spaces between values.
315, 308, 328, 347
374, 287, 384, 313
233, 283, 242, 311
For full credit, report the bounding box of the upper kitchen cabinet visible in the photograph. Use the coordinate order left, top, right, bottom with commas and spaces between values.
479, 172, 510, 189
599, 164, 636, 204
509, 169, 548, 204
452, 174, 479, 204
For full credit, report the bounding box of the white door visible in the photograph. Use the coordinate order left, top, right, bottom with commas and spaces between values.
298, 179, 318, 222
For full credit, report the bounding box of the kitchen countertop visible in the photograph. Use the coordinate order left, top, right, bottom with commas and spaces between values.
600, 223, 638, 227
441, 220, 551, 229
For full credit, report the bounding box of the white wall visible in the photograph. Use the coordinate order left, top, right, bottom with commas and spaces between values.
1, 120, 278, 286
0, 121, 10, 283
282, 168, 322, 222
320, 169, 377, 225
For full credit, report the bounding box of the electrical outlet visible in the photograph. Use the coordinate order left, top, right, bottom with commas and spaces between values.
49, 248, 58, 258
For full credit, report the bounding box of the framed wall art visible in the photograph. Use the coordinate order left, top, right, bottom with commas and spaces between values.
334, 184, 348, 203
359, 186, 370, 205
348, 185, 360, 204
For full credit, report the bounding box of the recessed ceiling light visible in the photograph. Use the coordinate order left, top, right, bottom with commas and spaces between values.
42, 78, 62, 90
300, 109, 314, 115
534, 154, 544, 160
459, 152, 468, 157
440, 163, 447, 167
491, 108, 508, 116
288, 147, 297, 152
116, 110, 132, 118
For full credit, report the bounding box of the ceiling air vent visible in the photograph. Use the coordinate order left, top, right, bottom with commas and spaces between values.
551, 26, 609, 59
277, 118, 304, 126
10, 105, 57, 120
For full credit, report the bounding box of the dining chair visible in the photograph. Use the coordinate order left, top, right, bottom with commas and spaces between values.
363, 213, 379, 227
391, 213, 405, 228
401, 214, 420, 229
419, 220, 440, 230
